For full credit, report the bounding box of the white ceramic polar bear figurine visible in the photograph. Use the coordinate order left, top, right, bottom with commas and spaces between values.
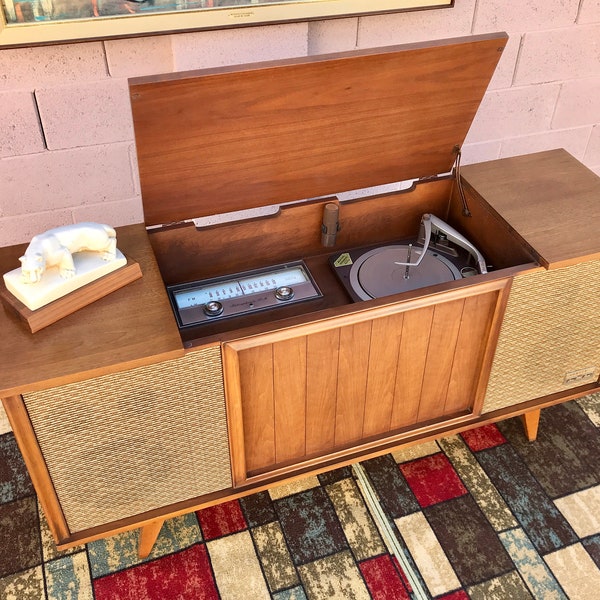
20, 223, 117, 284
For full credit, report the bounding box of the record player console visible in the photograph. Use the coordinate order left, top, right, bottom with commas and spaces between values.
1, 34, 599, 558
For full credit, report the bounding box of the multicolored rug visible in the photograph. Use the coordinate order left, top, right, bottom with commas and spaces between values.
1, 394, 599, 599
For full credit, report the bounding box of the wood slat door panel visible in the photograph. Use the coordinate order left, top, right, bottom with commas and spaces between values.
238, 344, 275, 473
417, 299, 465, 422
391, 306, 435, 429
363, 313, 405, 438
334, 321, 372, 447
273, 337, 307, 465
445, 292, 498, 415
305, 329, 340, 456
225, 283, 508, 483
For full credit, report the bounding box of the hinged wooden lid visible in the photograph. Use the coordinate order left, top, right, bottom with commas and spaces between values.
460, 149, 600, 269
129, 33, 507, 227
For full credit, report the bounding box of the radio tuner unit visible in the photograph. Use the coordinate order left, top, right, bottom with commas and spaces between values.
167, 260, 322, 328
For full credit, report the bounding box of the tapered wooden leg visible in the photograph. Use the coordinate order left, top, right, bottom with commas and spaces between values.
521, 409, 541, 442
138, 518, 166, 559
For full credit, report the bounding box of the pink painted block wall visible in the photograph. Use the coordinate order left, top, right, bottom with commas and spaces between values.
0, 0, 599, 248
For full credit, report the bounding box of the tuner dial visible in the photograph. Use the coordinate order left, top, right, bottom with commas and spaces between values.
275, 286, 295, 301
203, 301, 224, 317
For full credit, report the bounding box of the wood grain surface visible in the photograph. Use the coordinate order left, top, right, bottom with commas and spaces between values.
460, 149, 600, 269
227, 281, 510, 481
0, 224, 183, 396
130, 33, 507, 226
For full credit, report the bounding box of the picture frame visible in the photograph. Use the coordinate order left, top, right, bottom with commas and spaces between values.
0, 0, 453, 48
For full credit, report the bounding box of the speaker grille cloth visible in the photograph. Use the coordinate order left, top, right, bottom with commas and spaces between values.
23, 346, 231, 533
483, 260, 600, 413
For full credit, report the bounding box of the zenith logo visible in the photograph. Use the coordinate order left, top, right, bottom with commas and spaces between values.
563, 366, 598, 386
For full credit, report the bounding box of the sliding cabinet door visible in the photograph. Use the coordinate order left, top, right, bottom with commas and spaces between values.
224, 280, 509, 486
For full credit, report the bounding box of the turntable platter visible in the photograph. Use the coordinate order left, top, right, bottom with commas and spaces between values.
330, 214, 486, 302
349, 245, 461, 301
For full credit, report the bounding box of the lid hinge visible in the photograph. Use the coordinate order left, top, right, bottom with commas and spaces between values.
416, 174, 443, 184
453, 145, 472, 217
146, 219, 193, 232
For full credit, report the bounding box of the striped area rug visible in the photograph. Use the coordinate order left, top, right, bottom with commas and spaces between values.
1, 394, 599, 599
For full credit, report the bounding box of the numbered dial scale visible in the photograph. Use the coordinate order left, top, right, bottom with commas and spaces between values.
167, 261, 322, 327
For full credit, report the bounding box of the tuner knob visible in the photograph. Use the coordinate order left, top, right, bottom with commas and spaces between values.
275, 286, 295, 301
203, 301, 224, 317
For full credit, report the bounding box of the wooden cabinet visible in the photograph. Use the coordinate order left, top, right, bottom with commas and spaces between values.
1, 35, 599, 559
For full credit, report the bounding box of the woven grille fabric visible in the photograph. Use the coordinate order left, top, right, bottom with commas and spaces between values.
483, 260, 600, 413
23, 346, 231, 533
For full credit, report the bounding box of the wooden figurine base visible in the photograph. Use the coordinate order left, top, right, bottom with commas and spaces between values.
0, 258, 142, 333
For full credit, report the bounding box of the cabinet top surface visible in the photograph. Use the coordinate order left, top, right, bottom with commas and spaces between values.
129, 33, 507, 227
0, 224, 183, 397
460, 149, 600, 269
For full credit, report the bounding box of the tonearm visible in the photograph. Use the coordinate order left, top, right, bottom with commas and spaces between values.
393, 213, 487, 274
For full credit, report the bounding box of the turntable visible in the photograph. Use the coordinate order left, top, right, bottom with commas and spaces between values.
330, 214, 488, 302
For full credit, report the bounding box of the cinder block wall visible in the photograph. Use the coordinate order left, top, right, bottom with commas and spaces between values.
0, 0, 599, 247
